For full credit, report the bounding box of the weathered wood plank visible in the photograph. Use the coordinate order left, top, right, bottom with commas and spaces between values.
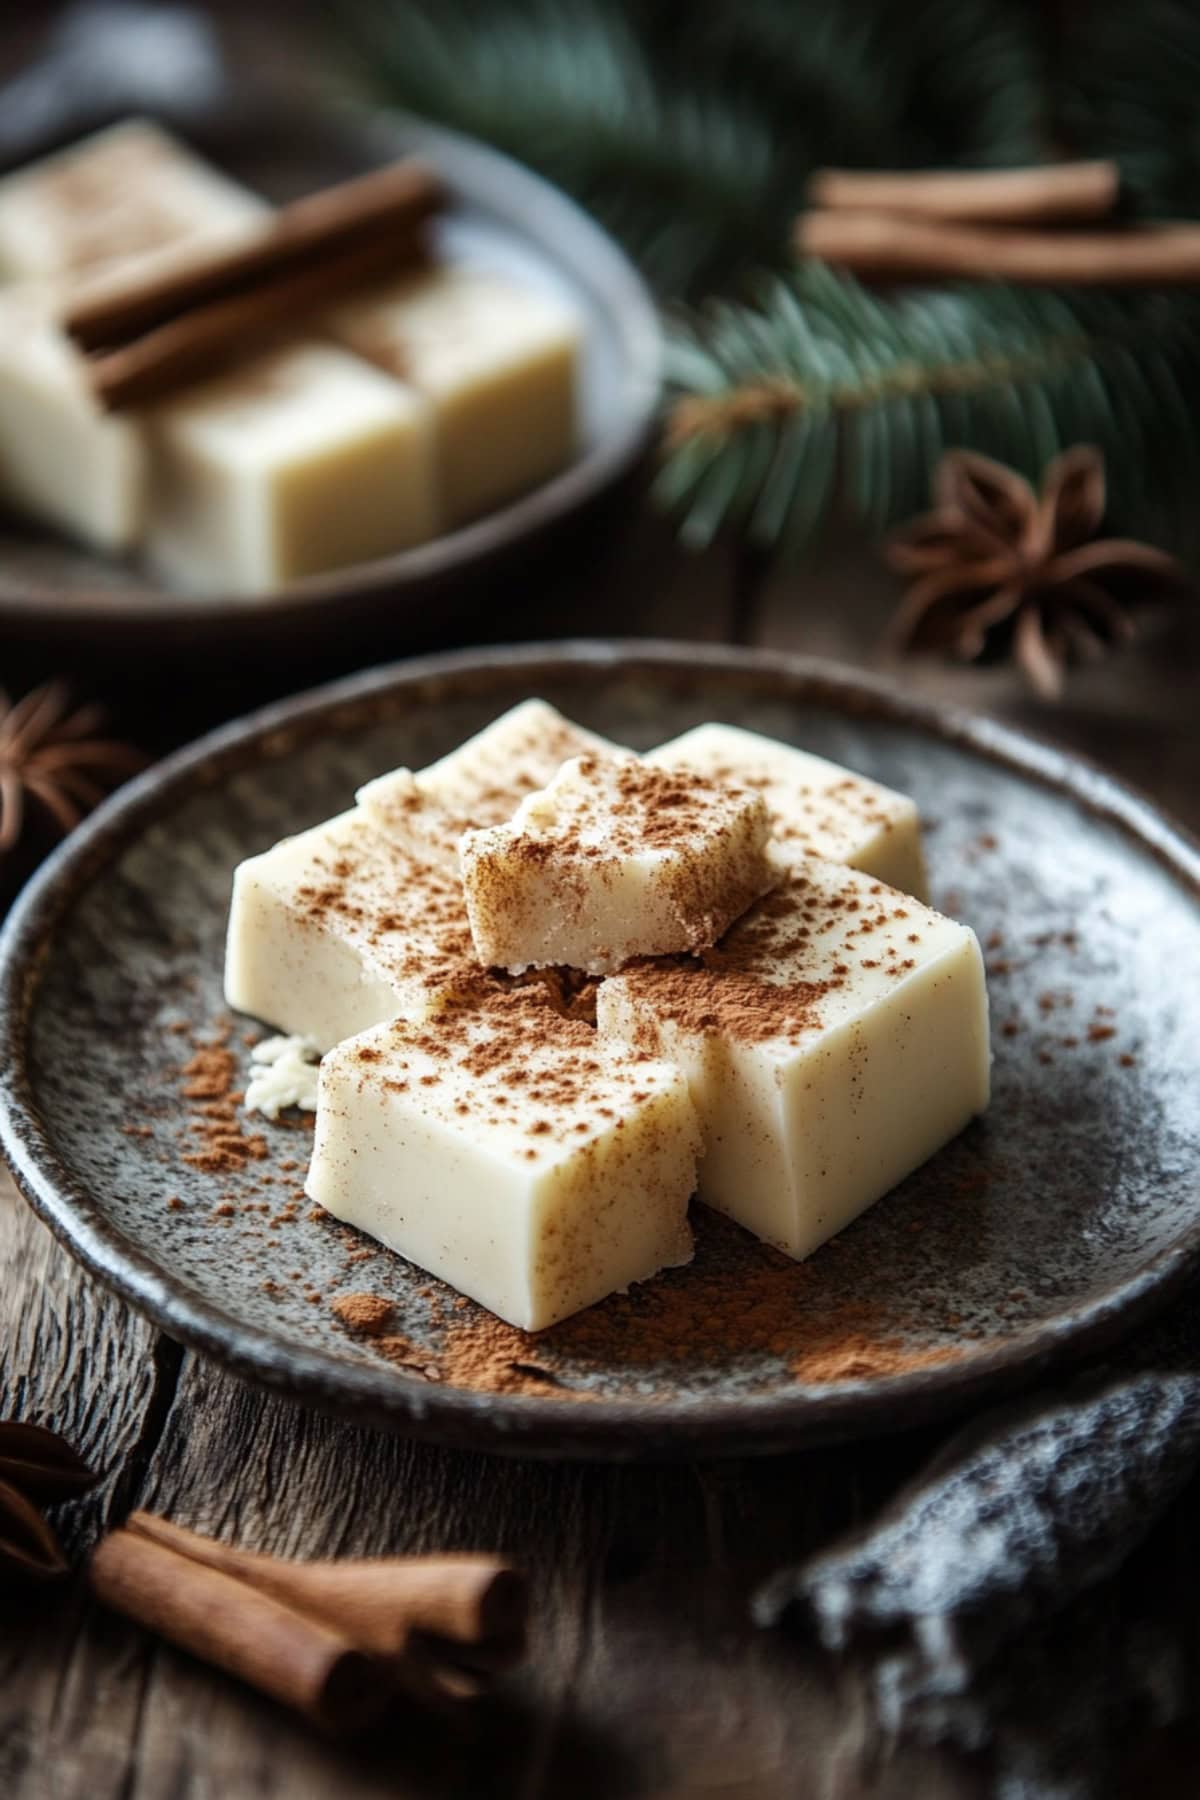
0, 1166, 173, 1799
0, 1167, 163, 1534
28, 1341, 972, 1800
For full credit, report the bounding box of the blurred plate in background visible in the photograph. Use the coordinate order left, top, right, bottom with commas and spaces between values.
0, 105, 660, 653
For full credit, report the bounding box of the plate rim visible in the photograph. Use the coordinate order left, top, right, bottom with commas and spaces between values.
2, 638, 1199, 1461
0, 108, 662, 631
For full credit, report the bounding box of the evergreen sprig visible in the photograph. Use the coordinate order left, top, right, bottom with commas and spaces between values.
331, 0, 1045, 296
659, 270, 1200, 558
329, 0, 1200, 564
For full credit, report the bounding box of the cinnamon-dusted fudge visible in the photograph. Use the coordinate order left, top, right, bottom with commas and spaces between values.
460, 753, 775, 975
225, 807, 475, 1052
306, 985, 700, 1330
326, 265, 580, 525
0, 118, 266, 282
598, 857, 989, 1259
645, 723, 928, 900
358, 700, 620, 842
143, 342, 437, 595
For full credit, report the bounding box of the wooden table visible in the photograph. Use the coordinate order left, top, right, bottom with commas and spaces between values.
3, 507, 1200, 1798
4, 10, 1200, 1789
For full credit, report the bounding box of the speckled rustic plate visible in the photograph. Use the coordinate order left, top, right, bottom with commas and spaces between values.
0, 105, 659, 652
2, 643, 1199, 1460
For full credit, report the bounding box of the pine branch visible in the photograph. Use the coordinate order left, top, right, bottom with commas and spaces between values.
325, 0, 1200, 568
658, 268, 1200, 560
327, 0, 1048, 297
327, 0, 787, 295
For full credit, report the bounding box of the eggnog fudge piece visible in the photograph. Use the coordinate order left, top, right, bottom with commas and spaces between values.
0, 281, 145, 549
598, 858, 989, 1259
306, 985, 700, 1330
224, 807, 475, 1052
0, 126, 267, 549
645, 723, 928, 900
461, 752, 775, 976
0, 118, 266, 282
143, 342, 437, 595
327, 265, 580, 524
358, 699, 621, 842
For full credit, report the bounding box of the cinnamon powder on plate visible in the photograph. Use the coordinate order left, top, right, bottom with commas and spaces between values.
330, 1210, 965, 1399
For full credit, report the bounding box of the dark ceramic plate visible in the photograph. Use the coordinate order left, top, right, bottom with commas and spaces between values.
2, 643, 1199, 1460
0, 106, 659, 651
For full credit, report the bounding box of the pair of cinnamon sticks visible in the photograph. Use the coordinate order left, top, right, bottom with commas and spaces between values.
90, 1512, 528, 1732
65, 159, 447, 410
797, 159, 1200, 285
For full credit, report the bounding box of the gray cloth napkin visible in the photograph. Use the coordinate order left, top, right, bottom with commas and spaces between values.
756, 1292, 1200, 1799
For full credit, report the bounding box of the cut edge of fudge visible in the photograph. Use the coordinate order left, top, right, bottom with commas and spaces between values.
305, 984, 701, 1331
460, 751, 776, 975
223, 806, 477, 1051
645, 722, 929, 901
596, 857, 990, 1260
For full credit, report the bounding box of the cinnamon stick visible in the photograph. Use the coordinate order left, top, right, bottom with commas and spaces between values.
796, 210, 1200, 285
807, 160, 1119, 226
75, 228, 431, 410
126, 1512, 527, 1668
66, 159, 446, 351
89, 1529, 384, 1732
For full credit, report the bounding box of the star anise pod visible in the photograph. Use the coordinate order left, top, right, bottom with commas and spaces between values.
0, 681, 147, 857
884, 447, 1186, 699
0, 1420, 98, 1502
0, 1421, 96, 1587
0, 1478, 69, 1584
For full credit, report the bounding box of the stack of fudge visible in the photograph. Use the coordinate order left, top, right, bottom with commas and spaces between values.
226, 702, 991, 1332
0, 121, 580, 593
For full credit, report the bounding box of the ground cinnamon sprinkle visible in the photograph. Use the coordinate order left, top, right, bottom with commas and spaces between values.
177, 1022, 270, 1174
329, 1211, 965, 1397
180, 1042, 238, 1100
330, 1292, 395, 1336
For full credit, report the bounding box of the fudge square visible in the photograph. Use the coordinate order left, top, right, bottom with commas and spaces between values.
143, 342, 438, 596
357, 699, 620, 840
460, 752, 775, 975
327, 265, 581, 526
0, 282, 147, 551
224, 807, 475, 1052
597, 857, 989, 1260
0, 124, 266, 551
306, 985, 701, 1330
645, 722, 928, 900
0, 117, 266, 282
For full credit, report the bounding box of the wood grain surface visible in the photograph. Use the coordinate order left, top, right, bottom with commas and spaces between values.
4, 7, 1200, 1793
3, 522, 1199, 1796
